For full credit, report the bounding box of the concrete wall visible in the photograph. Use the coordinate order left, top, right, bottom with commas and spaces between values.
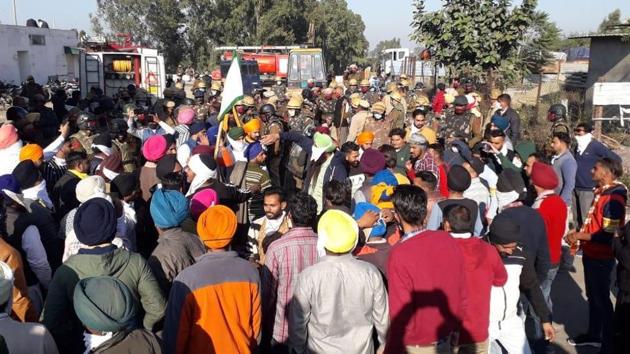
0, 24, 80, 85
585, 37, 630, 116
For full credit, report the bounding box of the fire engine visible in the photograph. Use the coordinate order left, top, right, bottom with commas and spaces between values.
216, 45, 327, 89
79, 33, 166, 100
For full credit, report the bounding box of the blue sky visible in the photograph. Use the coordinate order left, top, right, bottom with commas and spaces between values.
1, 0, 629, 49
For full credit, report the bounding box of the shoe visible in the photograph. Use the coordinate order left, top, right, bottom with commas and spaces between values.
567, 334, 602, 347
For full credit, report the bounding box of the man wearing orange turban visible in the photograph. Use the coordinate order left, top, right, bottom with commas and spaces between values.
243, 118, 262, 143
19, 144, 44, 166
164, 205, 261, 354
356, 131, 375, 153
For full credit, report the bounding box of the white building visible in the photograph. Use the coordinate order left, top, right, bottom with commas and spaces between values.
0, 24, 80, 85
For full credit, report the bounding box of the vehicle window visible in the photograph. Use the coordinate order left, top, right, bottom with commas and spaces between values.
313, 54, 324, 81
300, 54, 312, 80
289, 54, 299, 81
399, 51, 406, 60
392, 51, 397, 61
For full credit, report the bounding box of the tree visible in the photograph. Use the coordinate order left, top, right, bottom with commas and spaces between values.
518, 11, 561, 76
90, 0, 185, 71
411, 0, 537, 86
598, 9, 622, 33
309, 0, 369, 72
92, 0, 368, 73
367, 38, 401, 68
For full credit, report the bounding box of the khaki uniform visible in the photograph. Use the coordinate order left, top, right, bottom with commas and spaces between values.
363, 115, 395, 149
389, 99, 406, 130
113, 139, 137, 173
71, 130, 94, 156
362, 91, 380, 105
271, 84, 287, 100
347, 110, 371, 143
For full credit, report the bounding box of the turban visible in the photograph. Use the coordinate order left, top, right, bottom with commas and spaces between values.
76, 175, 107, 203
488, 213, 520, 245
12, 160, 39, 190
315, 125, 330, 135
73, 276, 138, 333
228, 127, 245, 140
419, 127, 437, 145
245, 141, 264, 161
353, 202, 386, 238
0, 124, 19, 149
186, 154, 217, 197
370, 170, 398, 208
206, 126, 219, 146
74, 198, 117, 246
0, 261, 13, 306
142, 135, 168, 162
408, 132, 428, 147
447, 165, 472, 192
191, 145, 213, 156
318, 209, 358, 253
189, 122, 206, 135
197, 205, 237, 249
98, 152, 122, 182
177, 144, 191, 168
491, 115, 510, 132
515, 141, 536, 161
177, 107, 196, 125
19, 144, 43, 162
311, 132, 335, 161
190, 188, 218, 220
356, 131, 375, 145
92, 134, 112, 156
111, 173, 138, 199
360, 149, 385, 176
531, 162, 559, 190
0, 175, 20, 197
243, 118, 261, 134
150, 189, 189, 229
156, 154, 180, 180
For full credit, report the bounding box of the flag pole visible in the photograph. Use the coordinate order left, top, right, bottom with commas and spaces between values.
214, 117, 225, 160
232, 106, 242, 127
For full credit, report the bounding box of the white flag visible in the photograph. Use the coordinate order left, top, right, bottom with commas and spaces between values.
218, 55, 244, 121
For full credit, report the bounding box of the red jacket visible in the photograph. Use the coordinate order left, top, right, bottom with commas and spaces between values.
432, 90, 446, 115
386, 230, 467, 352
536, 193, 567, 265
454, 235, 507, 343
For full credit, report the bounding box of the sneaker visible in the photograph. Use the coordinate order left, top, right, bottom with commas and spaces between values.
567, 334, 602, 347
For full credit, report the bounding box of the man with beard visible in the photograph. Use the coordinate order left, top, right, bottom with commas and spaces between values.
110, 118, 138, 173
246, 188, 291, 265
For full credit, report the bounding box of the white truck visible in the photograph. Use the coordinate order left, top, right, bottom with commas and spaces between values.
381, 47, 446, 80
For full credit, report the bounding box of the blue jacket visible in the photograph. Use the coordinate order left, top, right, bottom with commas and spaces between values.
574, 140, 621, 190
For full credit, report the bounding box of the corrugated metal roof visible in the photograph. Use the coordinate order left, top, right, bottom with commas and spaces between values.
569, 32, 630, 39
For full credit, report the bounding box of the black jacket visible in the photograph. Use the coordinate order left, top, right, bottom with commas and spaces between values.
500, 205, 551, 282
614, 224, 630, 294
499, 108, 521, 144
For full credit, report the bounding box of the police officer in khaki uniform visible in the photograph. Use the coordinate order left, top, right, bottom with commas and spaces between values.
71, 111, 99, 155
110, 118, 138, 172
360, 79, 379, 105
363, 101, 394, 148
271, 76, 287, 101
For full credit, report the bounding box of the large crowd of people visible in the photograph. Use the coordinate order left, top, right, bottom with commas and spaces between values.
0, 68, 627, 354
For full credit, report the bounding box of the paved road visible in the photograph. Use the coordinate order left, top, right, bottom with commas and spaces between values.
550, 255, 607, 354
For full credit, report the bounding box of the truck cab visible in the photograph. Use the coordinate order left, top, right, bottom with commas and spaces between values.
220, 59, 262, 95
382, 48, 410, 76
287, 48, 326, 90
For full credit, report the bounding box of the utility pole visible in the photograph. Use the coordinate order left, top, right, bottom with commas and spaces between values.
12, 0, 18, 25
